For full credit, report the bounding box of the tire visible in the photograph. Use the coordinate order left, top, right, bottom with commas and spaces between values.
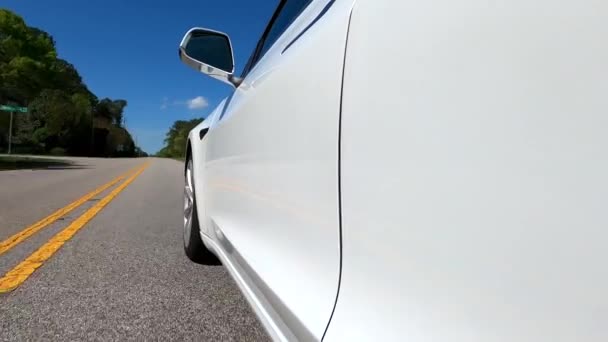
183, 157, 219, 264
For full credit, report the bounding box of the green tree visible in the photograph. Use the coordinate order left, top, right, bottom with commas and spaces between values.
27, 90, 81, 149
0, 9, 141, 157
157, 118, 204, 158
94, 98, 127, 127
0, 10, 57, 104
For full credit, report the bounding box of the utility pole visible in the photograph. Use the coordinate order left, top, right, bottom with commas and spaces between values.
8, 111, 13, 154
90, 113, 95, 156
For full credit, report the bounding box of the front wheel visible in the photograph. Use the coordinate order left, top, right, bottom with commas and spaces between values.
183, 157, 218, 264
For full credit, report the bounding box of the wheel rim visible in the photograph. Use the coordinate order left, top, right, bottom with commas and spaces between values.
184, 160, 194, 244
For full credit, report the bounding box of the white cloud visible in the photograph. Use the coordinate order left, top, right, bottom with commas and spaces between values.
160, 97, 168, 110
163, 96, 209, 111
187, 96, 208, 110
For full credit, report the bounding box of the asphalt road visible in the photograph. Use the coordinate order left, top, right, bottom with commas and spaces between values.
0, 157, 268, 341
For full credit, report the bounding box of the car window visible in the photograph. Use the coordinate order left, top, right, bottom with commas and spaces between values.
258, 0, 311, 58
241, 0, 312, 78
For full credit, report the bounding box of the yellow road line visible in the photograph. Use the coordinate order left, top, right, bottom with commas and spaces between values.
0, 166, 140, 257
0, 162, 150, 293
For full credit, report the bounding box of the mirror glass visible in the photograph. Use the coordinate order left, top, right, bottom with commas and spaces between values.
184, 30, 233, 73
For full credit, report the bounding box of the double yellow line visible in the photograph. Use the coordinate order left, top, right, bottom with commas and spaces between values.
0, 162, 149, 293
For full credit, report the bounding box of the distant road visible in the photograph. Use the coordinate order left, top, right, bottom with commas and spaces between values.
0, 157, 267, 340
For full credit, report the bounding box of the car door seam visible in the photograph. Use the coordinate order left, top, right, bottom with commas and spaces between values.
321, 2, 355, 340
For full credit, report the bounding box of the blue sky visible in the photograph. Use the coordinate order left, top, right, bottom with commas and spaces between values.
2, 0, 278, 153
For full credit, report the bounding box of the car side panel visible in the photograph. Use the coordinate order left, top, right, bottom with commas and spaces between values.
190, 100, 224, 237
325, 0, 608, 341
202, 0, 355, 340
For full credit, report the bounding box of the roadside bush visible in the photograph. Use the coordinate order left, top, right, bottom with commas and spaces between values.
49, 147, 66, 156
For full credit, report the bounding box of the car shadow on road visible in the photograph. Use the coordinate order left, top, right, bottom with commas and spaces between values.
0, 157, 89, 171
42, 165, 92, 170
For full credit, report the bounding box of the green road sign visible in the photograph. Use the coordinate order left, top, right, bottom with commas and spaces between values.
2, 105, 27, 154
0, 105, 27, 113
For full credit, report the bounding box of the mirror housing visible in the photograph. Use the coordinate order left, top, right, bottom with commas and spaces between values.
179, 27, 242, 87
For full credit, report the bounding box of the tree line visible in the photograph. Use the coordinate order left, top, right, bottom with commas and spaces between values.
156, 118, 203, 159
0, 9, 145, 157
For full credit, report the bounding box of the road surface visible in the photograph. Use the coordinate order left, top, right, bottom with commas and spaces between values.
0, 157, 268, 341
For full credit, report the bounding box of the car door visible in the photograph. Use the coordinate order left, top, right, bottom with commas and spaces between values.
202, 0, 353, 340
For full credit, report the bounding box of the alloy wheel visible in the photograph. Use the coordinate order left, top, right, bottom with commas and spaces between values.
183, 160, 194, 244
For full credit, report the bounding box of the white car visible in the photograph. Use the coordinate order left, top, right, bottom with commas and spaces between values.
179, 0, 608, 341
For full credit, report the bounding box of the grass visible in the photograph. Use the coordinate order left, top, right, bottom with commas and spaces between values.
0, 155, 75, 171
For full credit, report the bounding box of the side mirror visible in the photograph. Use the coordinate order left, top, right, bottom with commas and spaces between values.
179, 28, 242, 87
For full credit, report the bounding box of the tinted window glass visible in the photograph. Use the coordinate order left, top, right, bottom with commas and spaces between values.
185, 32, 233, 72
258, 0, 311, 59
